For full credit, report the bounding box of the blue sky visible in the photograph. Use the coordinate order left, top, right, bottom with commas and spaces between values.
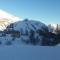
0, 0, 60, 24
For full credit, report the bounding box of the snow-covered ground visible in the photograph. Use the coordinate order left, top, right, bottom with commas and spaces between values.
0, 44, 60, 60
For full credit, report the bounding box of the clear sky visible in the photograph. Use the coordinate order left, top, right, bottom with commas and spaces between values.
0, 0, 60, 24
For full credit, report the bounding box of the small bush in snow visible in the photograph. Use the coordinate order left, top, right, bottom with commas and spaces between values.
0, 41, 2, 45
5, 41, 12, 45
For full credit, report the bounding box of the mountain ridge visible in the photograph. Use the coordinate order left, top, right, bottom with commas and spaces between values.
0, 19, 60, 46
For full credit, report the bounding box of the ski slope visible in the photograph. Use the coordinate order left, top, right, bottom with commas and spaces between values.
0, 45, 60, 60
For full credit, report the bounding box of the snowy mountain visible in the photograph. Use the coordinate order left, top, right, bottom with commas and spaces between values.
0, 18, 59, 46
0, 10, 60, 60
14, 19, 48, 33
0, 19, 60, 60
13, 19, 49, 45
0, 10, 22, 31
0, 10, 60, 46
0, 18, 49, 45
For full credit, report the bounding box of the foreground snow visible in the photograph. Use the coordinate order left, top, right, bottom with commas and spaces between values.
0, 44, 60, 60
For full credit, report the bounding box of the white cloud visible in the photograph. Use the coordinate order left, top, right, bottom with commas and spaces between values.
0, 9, 22, 23
0, 9, 22, 31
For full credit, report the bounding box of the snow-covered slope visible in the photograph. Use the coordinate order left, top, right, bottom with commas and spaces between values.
14, 19, 48, 33
0, 10, 22, 31
0, 45, 60, 60
0, 19, 49, 45
0, 19, 60, 46
11, 19, 49, 45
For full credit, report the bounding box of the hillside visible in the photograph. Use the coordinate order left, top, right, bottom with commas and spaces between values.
0, 19, 60, 46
